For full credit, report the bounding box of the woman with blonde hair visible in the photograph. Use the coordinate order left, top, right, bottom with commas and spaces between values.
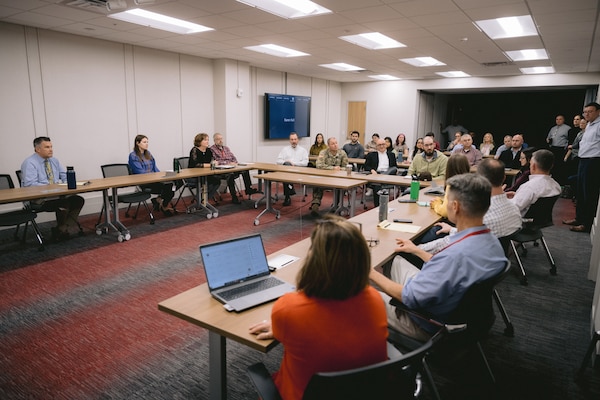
480, 132, 496, 156
249, 215, 388, 400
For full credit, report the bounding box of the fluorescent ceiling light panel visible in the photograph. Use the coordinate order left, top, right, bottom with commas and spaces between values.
436, 71, 471, 78
319, 63, 364, 72
245, 44, 309, 57
400, 57, 445, 67
237, 0, 332, 19
505, 48, 548, 61
339, 32, 406, 50
108, 9, 213, 34
475, 15, 538, 39
368, 74, 401, 80
520, 66, 555, 74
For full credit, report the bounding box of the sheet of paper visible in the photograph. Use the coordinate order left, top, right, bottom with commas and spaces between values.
377, 220, 421, 233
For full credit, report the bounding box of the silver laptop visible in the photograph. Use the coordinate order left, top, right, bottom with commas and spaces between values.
200, 234, 296, 312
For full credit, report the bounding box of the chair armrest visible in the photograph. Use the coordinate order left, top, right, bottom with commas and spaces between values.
247, 362, 282, 400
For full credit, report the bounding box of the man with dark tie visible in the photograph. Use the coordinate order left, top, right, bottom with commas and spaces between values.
21, 136, 84, 241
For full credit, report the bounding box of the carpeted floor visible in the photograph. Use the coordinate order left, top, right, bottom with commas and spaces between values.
1, 192, 599, 399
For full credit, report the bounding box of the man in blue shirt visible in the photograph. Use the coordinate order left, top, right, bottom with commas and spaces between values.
21, 136, 84, 241
369, 173, 507, 340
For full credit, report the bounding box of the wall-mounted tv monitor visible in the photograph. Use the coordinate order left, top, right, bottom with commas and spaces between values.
264, 93, 311, 139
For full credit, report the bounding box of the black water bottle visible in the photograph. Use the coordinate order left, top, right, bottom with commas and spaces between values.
67, 166, 77, 189
173, 158, 180, 173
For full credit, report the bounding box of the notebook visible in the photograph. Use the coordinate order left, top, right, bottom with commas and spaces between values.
215, 164, 235, 169
200, 234, 296, 312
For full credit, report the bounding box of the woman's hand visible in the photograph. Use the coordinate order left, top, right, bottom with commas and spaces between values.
249, 320, 274, 340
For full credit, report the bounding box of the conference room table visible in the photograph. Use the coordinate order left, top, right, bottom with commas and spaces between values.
0, 166, 252, 242
157, 191, 441, 400
252, 171, 367, 224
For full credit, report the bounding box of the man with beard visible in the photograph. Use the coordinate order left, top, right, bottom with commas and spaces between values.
407, 136, 448, 180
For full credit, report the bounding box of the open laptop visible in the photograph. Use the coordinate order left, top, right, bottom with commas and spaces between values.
200, 234, 296, 312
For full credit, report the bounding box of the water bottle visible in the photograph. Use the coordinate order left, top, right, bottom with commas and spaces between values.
378, 189, 389, 222
66, 166, 77, 189
173, 158, 180, 173
410, 179, 420, 201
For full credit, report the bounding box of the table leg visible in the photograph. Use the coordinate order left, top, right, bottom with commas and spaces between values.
209, 331, 227, 400
95, 188, 131, 242
349, 187, 357, 217
253, 179, 280, 225
186, 176, 218, 219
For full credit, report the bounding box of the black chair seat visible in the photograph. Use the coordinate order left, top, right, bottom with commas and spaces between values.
116, 192, 151, 204
0, 210, 37, 227
512, 228, 543, 242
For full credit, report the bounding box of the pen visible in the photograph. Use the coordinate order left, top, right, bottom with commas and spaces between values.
280, 259, 295, 267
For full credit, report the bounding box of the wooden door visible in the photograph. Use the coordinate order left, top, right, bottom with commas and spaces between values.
347, 101, 367, 144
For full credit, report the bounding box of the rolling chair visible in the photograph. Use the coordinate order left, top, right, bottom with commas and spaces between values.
0, 174, 44, 250
15, 169, 84, 236
508, 195, 559, 285
96, 164, 155, 227
387, 260, 512, 397
246, 336, 444, 400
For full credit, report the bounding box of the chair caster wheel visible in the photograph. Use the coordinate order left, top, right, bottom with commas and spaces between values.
206, 213, 212, 220
254, 219, 260, 226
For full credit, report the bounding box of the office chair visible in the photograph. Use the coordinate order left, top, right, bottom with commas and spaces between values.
508, 195, 559, 285
388, 260, 512, 395
0, 174, 44, 251
246, 337, 442, 400
172, 157, 198, 209
96, 164, 155, 227
15, 169, 84, 236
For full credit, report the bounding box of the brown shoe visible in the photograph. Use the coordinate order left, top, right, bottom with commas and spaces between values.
570, 225, 588, 232
563, 219, 578, 225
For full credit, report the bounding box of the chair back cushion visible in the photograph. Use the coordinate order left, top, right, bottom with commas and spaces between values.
101, 164, 131, 178
0, 174, 15, 190
524, 195, 559, 230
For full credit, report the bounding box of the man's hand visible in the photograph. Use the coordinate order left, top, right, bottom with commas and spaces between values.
506, 191, 516, 199
370, 169, 377, 175
249, 320, 274, 340
395, 237, 418, 254
333, 166, 341, 171
435, 222, 453, 235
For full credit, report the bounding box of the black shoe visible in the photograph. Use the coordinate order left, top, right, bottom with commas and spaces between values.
283, 197, 291, 206
51, 227, 70, 242
232, 196, 241, 204
246, 187, 259, 195
151, 198, 160, 211
290, 189, 297, 196
310, 204, 319, 217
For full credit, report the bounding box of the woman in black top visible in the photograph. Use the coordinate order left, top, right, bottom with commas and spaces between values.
189, 133, 220, 200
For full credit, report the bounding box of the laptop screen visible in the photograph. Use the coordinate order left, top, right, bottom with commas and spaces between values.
200, 234, 270, 290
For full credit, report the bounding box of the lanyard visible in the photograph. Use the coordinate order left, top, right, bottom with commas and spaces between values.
436, 228, 490, 254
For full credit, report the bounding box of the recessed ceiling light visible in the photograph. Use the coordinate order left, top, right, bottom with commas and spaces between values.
339, 32, 406, 50
436, 71, 471, 78
505, 48, 548, 61
108, 9, 213, 35
319, 63, 364, 72
236, 0, 332, 19
520, 66, 555, 74
399, 57, 445, 67
245, 44, 309, 57
368, 74, 401, 80
475, 15, 538, 39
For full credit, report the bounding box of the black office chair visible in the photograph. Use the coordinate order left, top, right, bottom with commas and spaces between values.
96, 164, 155, 227
172, 157, 197, 209
0, 174, 44, 250
508, 195, 559, 285
15, 169, 84, 235
388, 260, 512, 395
246, 336, 443, 400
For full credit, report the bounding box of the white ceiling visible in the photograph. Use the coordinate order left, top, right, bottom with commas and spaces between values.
1, 0, 599, 83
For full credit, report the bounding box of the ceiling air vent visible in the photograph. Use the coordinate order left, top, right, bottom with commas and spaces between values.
60, 0, 108, 12
481, 61, 515, 67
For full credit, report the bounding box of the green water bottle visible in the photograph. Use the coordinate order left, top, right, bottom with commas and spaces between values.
410, 179, 420, 201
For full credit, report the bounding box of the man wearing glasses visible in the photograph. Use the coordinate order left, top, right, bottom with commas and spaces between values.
364, 138, 397, 207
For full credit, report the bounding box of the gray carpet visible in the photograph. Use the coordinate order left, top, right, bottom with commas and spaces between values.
1, 195, 600, 399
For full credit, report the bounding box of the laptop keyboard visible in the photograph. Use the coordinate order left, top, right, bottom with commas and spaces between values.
218, 277, 284, 301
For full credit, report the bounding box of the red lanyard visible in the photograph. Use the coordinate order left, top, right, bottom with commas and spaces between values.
437, 228, 490, 254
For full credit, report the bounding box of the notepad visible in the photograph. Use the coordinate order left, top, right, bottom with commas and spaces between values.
377, 220, 421, 233
268, 254, 299, 270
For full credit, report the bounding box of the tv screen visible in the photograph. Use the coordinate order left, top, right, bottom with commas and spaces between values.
264, 93, 311, 139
